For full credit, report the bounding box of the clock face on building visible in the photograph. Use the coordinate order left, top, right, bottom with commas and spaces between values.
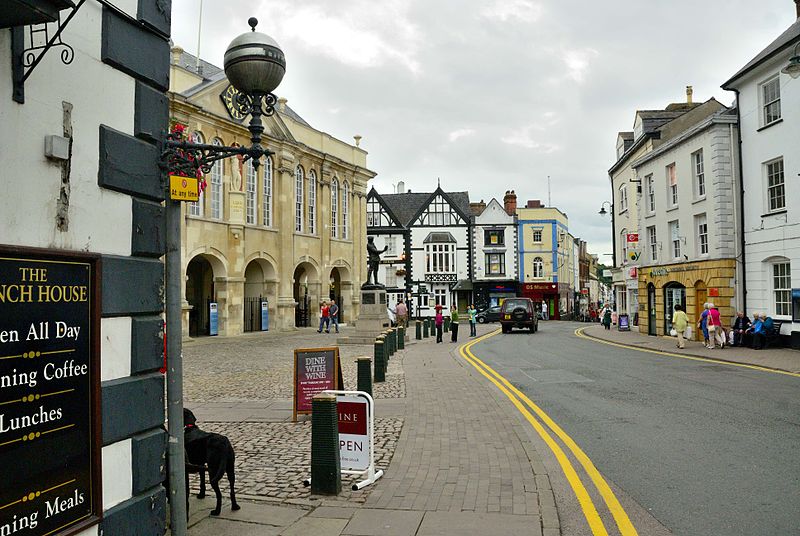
220, 84, 248, 121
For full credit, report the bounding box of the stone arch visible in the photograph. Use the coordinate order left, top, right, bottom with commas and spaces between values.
327, 260, 354, 323
292, 260, 321, 327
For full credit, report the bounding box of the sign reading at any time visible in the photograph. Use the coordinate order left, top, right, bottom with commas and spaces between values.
169, 175, 199, 202
0, 248, 101, 536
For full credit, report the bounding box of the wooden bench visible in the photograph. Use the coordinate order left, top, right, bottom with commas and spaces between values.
765, 319, 786, 348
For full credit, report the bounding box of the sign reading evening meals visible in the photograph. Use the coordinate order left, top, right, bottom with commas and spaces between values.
293, 347, 342, 421
0, 247, 101, 536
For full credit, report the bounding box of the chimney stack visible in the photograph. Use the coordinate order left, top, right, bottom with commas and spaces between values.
503, 190, 517, 215
686, 85, 693, 104
470, 199, 487, 215
526, 199, 543, 209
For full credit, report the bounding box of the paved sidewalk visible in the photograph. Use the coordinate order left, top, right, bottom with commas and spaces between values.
183, 324, 557, 535
580, 323, 800, 374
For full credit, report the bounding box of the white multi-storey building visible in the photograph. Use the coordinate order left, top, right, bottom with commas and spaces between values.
471, 195, 518, 309
723, 9, 800, 346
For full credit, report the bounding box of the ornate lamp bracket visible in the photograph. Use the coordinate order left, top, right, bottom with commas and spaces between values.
11, 0, 86, 104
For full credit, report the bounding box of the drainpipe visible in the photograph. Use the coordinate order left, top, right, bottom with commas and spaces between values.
732, 89, 747, 314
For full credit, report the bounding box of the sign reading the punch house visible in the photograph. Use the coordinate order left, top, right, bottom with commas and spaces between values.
0, 247, 101, 536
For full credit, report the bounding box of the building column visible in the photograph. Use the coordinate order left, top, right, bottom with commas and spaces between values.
276, 149, 297, 331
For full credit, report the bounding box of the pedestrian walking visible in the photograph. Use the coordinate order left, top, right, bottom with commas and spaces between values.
317, 301, 330, 333
706, 303, 723, 349
541, 300, 548, 320
468, 304, 477, 337
698, 304, 710, 348
395, 300, 408, 329
672, 304, 689, 349
450, 305, 459, 343
435, 309, 444, 343
602, 307, 612, 330
328, 299, 340, 334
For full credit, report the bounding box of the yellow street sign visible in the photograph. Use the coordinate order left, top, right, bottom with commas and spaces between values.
170, 175, 199, 202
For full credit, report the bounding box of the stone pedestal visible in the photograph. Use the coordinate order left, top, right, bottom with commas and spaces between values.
337, 286, 390, 345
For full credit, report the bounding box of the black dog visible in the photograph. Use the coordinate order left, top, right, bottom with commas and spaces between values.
183, 408, 240, 516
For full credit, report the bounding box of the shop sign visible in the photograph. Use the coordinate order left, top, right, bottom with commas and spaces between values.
580, 289, 589, 295
618, 314, 630, 331
293, 347, 342, 420
626, 233, 639, 243
523, 283, 557, 291
628, 267, 638, 279
649, 268, 669, 277
602, 269, 612, 278
708, 288, 719, 297
0, 248, 102, 536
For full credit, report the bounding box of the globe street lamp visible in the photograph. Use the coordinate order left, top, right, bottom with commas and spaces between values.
781, 42, 800, 79
161, 17, 286, 174
162, 18, 286, 536
599, 201, 612, 216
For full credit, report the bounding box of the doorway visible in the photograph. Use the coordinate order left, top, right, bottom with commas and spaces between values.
695, 281, 707, 342
663, 282, 686, 334
186, 256, 215, 337
648, 283, 656, 336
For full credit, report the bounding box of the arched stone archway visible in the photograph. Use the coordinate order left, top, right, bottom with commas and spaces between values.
243, 258, 278, 331
293, 261, 320, 327
328, 261, 354, 323
186, 255, 216, 337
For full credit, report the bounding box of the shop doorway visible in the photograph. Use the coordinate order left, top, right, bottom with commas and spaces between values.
329, 267, 342, 321
664, 282, 686, 334
293, 265, 311, 328
695, 281, 707, 342
648, 283, 657, 336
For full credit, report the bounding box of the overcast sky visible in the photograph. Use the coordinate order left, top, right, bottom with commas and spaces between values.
171, 0, 797, 261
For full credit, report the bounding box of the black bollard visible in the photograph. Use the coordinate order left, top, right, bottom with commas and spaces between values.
444, 316, 450, 333
423, 319, 429, 338
357, 356, 372, 397
311, 392, 341, 495
374, 339, 385, 382
398, 326, 405, 349
416, 320, 422, 340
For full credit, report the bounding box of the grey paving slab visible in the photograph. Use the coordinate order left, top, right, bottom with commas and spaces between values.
309, 506, 359, 519
281, 516, 348, 536
343, 509, 424, 536
189, 518, 282, 536
416, 511, 542, 536
215, 502, 307, 526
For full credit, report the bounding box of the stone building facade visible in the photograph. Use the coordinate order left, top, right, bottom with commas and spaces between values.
169, 49, 375, 336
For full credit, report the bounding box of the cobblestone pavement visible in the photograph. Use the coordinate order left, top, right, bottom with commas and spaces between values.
182, 326, 406, 507
183, 326, 406, 402
188, 419, 402, 502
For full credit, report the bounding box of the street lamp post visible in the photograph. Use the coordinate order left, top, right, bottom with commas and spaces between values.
161, 18, 286, 535
598, 201, 615, 267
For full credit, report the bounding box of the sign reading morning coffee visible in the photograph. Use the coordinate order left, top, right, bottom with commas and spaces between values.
0, 247, 101, 536
293, 347, 342, 421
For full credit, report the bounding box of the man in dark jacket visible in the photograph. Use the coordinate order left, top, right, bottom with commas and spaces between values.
731, 311, 751, 347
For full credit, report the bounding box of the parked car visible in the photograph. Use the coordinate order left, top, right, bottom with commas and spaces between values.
500, 298, 538, 333
475, 305, 502, 323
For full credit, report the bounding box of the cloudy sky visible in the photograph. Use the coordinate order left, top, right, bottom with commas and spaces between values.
171, 0, 797, 261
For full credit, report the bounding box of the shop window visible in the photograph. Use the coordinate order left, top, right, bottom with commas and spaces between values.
484, 229, 504, 246
773, 261, 791, 316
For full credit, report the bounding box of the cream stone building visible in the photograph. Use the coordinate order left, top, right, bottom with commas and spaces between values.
169, 48, 375, 336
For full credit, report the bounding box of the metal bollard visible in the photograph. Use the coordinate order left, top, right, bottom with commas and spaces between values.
374, 339, 385, 382
311, 392, 341, 495
398, 326, 405, 349
416, 320, 422, 340
390, 328, 397, 355
423, 319, 429, 338
357, 356, 372, 397
444, 316, 450, 332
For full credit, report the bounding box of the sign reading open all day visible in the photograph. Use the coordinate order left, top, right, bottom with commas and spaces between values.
0, 248, 101, 536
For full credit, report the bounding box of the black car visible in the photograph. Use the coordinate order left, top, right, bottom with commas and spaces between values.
475, 305, 502, 323
500, 298, 538, 333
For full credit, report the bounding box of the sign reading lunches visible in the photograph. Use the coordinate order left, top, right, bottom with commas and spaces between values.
293, 347, 342, 420
0, 247, 101, 536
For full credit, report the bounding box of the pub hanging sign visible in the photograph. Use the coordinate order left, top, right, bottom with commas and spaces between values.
0, 247, 102, 536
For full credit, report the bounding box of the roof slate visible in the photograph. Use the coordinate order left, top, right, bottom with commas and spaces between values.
723, 18, 800, 88
381, 190, 472, 226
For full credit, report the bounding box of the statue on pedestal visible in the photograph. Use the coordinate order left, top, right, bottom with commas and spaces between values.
363, 236, 387, 288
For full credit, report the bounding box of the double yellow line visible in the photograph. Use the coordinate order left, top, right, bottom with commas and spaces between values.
459, 330, 637, 536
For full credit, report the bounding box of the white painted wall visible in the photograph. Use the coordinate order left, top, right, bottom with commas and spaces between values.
0, 2, 145, 531
732, 49, 800, 333
472, 199, 517, 281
